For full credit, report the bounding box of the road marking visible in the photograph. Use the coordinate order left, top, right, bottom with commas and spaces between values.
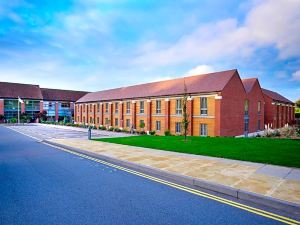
42, 142, 299, 225
5, 126, 300, 225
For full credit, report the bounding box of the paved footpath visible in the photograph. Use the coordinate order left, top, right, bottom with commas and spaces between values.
1, 126, 297, 224
50, 138, 300, 206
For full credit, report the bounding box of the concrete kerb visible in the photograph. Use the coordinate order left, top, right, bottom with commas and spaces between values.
42, 139, 300, 215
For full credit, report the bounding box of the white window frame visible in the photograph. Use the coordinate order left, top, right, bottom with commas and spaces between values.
176, 99, 182, 115
175, 122, 181, 133
156, 121, 161, 131
126, 101, 131, 114
115, 118, 119, 126
200, 97, 208, 115
105, 103, 109, 113
115, 102, 119, 114
126, 119, 130, 127
156, 100, 161, 114
140, 101, 144, 114
200, 124, 208, 136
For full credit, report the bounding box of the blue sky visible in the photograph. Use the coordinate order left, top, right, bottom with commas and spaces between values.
0, 0, 299, 101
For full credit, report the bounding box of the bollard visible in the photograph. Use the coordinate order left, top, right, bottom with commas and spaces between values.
88, 126, 92, 140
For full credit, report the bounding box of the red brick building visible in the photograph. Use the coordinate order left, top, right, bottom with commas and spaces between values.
0, 82, 88, 122
75, 69, 289, 137
262, 88, 295, 129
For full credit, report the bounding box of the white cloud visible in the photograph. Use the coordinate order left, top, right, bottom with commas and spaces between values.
133, 0, 300, 67
185, 65, 214, 76
291, 70, 300, 81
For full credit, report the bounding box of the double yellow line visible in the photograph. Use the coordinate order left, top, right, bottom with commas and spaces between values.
44, 143, 300, 225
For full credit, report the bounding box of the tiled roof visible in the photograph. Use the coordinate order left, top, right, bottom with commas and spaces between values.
0, 82, 43, 99
41, 88, 89, 102
262, 88, 294, 104
77, 69, 237, 103
242, 78, 257, 93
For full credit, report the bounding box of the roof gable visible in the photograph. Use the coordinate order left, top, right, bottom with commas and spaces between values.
242, 78, 257, 93
262, 88, 293, 104
77, 69, 237, 103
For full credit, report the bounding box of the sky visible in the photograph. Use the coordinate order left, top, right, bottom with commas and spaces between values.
0, 0, 299, 101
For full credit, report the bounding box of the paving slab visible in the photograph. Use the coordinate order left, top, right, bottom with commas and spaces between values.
48, 138, 300, 206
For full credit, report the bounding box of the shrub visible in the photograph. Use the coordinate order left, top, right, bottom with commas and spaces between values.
108, 126, 115, 131
280, 126, 297, 138
114, 127, 121, 132
140, 130, 146, 135
149, 130, 156, 135
273, 129, 281, 137
164, 130, 171, 136
10, 118, 17, 123
99, 125, 107, 130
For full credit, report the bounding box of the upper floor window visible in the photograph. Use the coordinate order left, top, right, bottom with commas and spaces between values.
258, 101, 261, 114
105, 103, 109, 113
244, 100, 249, 115
97, 103, 100, 113
176, 99, 182, 115
126, 101, 131, 114
83, 104, 85, 112
90, 104, 93, 112
200, 97, 208, 115
156, 100, 161, 114
140, 101, 145, 114
115, 102, 119, 113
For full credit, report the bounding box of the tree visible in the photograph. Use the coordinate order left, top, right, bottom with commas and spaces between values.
182, 81, 189, 141
35, 110, 47, 122
139, 120, 145, 131
296, 99, 300, 108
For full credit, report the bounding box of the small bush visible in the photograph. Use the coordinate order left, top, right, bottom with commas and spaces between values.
149, 130, 156, 135
140, 130, 146, 135
114, 127, 121, 132
99, 125, 107, 130
108, 126, 114, 131
164, 130, 171, 136
273, 129, 281, 137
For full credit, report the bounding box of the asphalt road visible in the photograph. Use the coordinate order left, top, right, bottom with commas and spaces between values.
0, 126, 292, 225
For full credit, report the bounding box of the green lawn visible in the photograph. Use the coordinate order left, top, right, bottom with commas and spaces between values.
94, 136, 300, 168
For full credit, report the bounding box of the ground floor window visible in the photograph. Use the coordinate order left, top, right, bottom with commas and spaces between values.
200, 124, 208, 136
97, 117, 99, 124
115, 118, 119, 126
78, 116, 80, 122
156, 121, 161, 131
90, 117, 93, 124
126, 119, 130, 127
257, 119, 261, 131
83, 116, 85, 123
105, 118, 109, 125
175, 122, 181, 133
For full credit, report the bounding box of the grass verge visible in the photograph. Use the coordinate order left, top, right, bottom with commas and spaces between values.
94, 136, 300, 168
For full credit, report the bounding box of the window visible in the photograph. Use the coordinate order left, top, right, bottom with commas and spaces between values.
105, 103, 109, 113
87, 105, 89, 113
257, 119, 261, 131
105, 118, 109, 125
244, 100, 249, 115
90, 117, 93, 123
126, 101, 131, 114
97, 117, 99, 124
97, 103, 100, 113
176, 99, 182, 115
156, 100, 161, 114
258, 101, 261, 114
175, 122, 181, 133
61, 102, 70, 108
115, 118, 119, 126
126, 119, 130, 127
140, 101, 144, 114
200, 97, 208, 115
200, 124, 208, 136
90, 104, 93, 112
77, 116, 80, 122
156, 121, 161, 131
83, 116, 86, 123
83, 104, 85, 112
115, 102, 119, 113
